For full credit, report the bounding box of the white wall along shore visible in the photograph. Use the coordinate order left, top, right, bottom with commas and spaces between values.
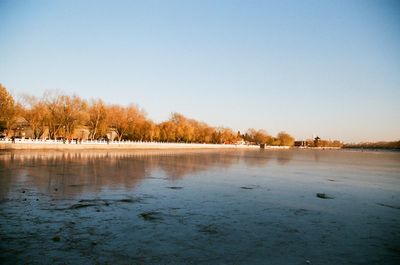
0, 138, 274, 150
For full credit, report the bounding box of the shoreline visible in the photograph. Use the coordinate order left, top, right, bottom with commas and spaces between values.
0, 140, 350, 151
0, 141, 266, 151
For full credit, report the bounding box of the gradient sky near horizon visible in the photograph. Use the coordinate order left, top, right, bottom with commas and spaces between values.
1, 0, 399, 142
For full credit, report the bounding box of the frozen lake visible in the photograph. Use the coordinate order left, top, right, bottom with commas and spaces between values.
0, 149, 399, 264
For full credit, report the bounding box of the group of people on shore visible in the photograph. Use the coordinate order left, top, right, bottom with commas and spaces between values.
61, 137, 110, 144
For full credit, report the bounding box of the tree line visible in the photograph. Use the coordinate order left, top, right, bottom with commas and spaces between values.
0, 84, 295, 145
343, 141, 400, 150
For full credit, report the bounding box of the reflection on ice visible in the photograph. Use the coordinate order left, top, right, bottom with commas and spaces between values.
0, 149, 290, 198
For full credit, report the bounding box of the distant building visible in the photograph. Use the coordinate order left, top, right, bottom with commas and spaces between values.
314, 136, 321, 146
12, 117, 32, 138
294, 140, 307, 147
236, 139, 246, 145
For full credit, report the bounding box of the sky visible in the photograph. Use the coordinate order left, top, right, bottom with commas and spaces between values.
0, 0, 399, 142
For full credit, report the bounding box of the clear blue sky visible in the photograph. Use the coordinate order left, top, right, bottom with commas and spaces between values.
1, 0, 399, 142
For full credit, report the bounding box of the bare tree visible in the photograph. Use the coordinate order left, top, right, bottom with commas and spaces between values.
246, 128, 271, 145
43, 91, 63, 139
87, 99, 108, 139
276, 131, 294, 146
59, 95, 88, 138
21, 95, 48, 139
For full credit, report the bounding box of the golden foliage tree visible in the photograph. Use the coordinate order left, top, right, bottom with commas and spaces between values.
159, 120, 176, 142
108, 104, 143, 141
0, 84, 18, 135
213, 127, 238, 144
